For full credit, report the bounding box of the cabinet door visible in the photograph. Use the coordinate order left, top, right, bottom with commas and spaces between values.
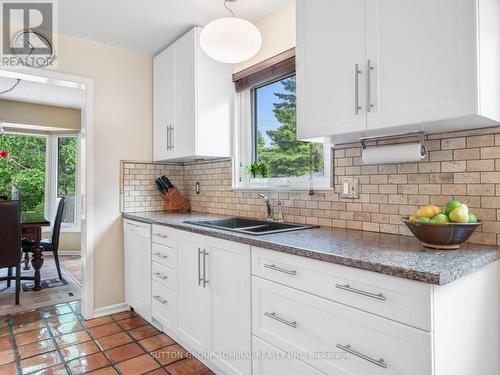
206, 238, 251, 375
176, 233, 209, 351
366, 0, 476, 130
296, 0, 367, 140
153, 46, 175, 161
172, 29, 196, 159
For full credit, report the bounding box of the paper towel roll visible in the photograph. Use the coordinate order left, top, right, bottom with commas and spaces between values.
361, 143, 426, 165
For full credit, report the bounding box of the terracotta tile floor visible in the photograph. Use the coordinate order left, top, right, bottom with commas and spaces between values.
0, 301, 216, 375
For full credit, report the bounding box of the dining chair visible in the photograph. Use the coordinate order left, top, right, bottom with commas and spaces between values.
0, 200, 22, 304
23, 197, 66, 281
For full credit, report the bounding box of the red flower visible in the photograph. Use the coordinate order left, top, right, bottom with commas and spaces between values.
0, 150, 8, 158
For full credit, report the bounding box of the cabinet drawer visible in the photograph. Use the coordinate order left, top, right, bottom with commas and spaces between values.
152, 243, 177, 269
152, 262, 177, 291
252, 336, 326, 375
152, 225, 177, 248
252, 277, 432, 375
252, 247, 432, 331
152, 281, 177, 330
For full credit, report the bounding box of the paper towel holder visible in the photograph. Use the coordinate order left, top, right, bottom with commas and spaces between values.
360, 130, 426, 153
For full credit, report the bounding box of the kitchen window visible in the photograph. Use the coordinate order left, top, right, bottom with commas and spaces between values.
0, 131, 80, 231
233, 52, 332, 190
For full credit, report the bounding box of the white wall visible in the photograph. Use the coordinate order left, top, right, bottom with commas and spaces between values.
234, 0, 295, 72
54, 34, 153, 310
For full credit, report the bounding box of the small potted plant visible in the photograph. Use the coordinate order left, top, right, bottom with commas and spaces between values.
246, 161, 269, 185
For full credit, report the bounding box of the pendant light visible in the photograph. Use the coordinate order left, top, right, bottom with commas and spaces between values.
200, 0, 262, 64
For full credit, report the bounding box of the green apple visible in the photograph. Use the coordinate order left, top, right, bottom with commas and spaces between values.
468, 213, 478, 223
416, 217, 431, 223
431, 213, 450, 224
444, 201, 462, 216
449, 204, 470, 223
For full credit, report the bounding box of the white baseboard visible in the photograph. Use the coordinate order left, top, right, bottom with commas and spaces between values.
93, 303, 128, 319
58, 251, 81, 256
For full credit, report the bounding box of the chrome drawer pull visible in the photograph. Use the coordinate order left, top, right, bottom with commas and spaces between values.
264, 312, 297, 328
264, 264, 297, 275
336, 344, 387, 369
153, 252, 168, 259
153, 295, 168, 305
335, 284, 386, 301
154, 233, 169, 238
153, 272, 168, 280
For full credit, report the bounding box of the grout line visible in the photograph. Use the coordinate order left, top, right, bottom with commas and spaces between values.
6, 316, 22, 375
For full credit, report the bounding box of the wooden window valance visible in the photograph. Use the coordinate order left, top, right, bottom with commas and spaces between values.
233, 48, 295, 92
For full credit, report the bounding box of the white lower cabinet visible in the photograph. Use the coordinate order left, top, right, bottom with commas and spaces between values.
252, 277, 432, 375
123, 223, 500, 375
168, 230, 252, 375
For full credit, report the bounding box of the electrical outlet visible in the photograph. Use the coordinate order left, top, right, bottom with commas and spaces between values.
195, 182, 200, 194
341, 178, 359, 199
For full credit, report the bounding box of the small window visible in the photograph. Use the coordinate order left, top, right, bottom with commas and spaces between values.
57, 136, 78, 225
254, 75, 325, 179
233, 65, 332, 191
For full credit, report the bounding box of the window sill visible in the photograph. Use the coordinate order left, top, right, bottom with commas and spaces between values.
231, 186, 335, 192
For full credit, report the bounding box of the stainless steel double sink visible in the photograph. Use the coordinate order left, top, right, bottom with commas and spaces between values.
184, 217, 318, 236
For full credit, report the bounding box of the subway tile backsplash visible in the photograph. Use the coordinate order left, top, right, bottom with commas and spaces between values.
122, 127, 500, 246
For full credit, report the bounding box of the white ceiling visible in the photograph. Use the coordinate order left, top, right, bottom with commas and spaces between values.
0, 77, 85, 109
59, 0, 289, 55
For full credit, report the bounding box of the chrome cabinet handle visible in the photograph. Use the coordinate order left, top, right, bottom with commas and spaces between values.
264, 264, 297, 276
153, 233, 168, 238
367, 59, 374, 112
264, 312, 297, 328
202, 250, 209, 288
153, 295, 168, 305
335, 284, 386, 301
198, 248, 203, 286
126, 222, 141, 228
170, 126, 174, 150
354, 64, 362, 115
336, 344, 387, 369
166, 125, 170, 151
153, 252, 168, 259
153, 272, 168, 280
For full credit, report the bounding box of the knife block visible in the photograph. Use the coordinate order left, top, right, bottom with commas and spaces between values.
163, 187, 191, 213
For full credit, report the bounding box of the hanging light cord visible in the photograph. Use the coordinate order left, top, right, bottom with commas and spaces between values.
224, 0, 236, 17
0, 79, 21, 95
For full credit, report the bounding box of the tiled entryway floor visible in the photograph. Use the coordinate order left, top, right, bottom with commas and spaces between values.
0, 301, 215, 375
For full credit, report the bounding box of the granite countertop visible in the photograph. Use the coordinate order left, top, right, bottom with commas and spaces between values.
122, 211, 500, 286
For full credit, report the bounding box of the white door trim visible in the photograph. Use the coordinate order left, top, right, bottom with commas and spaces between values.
0, 68, 95, 319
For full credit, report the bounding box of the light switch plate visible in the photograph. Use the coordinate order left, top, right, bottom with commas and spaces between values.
341, 178, 359, 199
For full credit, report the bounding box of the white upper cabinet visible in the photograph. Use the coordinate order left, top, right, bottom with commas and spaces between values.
153, 27, 233, 161
296, 0, 367, 139
297, 0, 500, 144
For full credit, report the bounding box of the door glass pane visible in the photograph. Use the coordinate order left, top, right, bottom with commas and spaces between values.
57, 137, 77, 224
0, 133, 47, 218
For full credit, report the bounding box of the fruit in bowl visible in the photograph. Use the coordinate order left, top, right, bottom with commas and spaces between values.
403, 201, 482, 249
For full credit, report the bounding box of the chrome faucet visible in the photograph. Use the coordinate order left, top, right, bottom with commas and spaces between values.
259, 194, 274, 221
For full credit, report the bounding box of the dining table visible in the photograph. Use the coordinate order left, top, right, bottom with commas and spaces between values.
21, 212, 50, 291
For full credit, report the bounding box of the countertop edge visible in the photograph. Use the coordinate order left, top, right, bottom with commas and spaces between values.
122, 213, 500, 286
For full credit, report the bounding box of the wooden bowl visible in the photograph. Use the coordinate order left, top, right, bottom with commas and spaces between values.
402, 218, 482, 249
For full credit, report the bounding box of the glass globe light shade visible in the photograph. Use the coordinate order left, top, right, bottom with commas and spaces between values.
200, 17, 262, 64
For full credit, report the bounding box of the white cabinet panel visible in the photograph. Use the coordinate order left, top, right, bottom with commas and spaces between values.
252, 246, 432, 331
153, 47, 175, 161
152, 281, 177, 331
252, 277, 432, 375
176, 232, 209, 352
297, 0, 367, 139
207, 238, 251, 375
366, 0, 476, 130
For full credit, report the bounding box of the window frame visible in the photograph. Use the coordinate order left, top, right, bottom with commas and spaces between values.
233, 73, 333, 191
1, 130, 80, 232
